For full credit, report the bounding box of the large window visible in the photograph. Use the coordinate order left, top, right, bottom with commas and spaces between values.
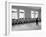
12, 9, 18, 19
19, 9, 25, 18
31, 10, 39, 18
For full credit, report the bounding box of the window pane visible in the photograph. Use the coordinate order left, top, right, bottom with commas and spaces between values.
35, 14, 38, 18
19, 9, 24, 12
31, 14, 34, 18
12, 9, 18, 19
19, 13, 24, 18
12, 9, 17, 11
19, 9, 25, 18
34, 11, 38, 18
31, 10, 35, 18
31, 10, 34, 14
12, 13, 18, 19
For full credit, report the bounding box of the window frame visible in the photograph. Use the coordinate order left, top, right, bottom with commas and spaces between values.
31, 10, 39, 18
12, 8, 18, 19
19, 9, 25, 19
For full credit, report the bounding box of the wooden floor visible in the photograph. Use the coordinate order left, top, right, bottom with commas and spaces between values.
12, 22, 41, 31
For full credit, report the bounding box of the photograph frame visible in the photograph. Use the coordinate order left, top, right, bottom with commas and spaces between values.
5, 1, 44, 35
